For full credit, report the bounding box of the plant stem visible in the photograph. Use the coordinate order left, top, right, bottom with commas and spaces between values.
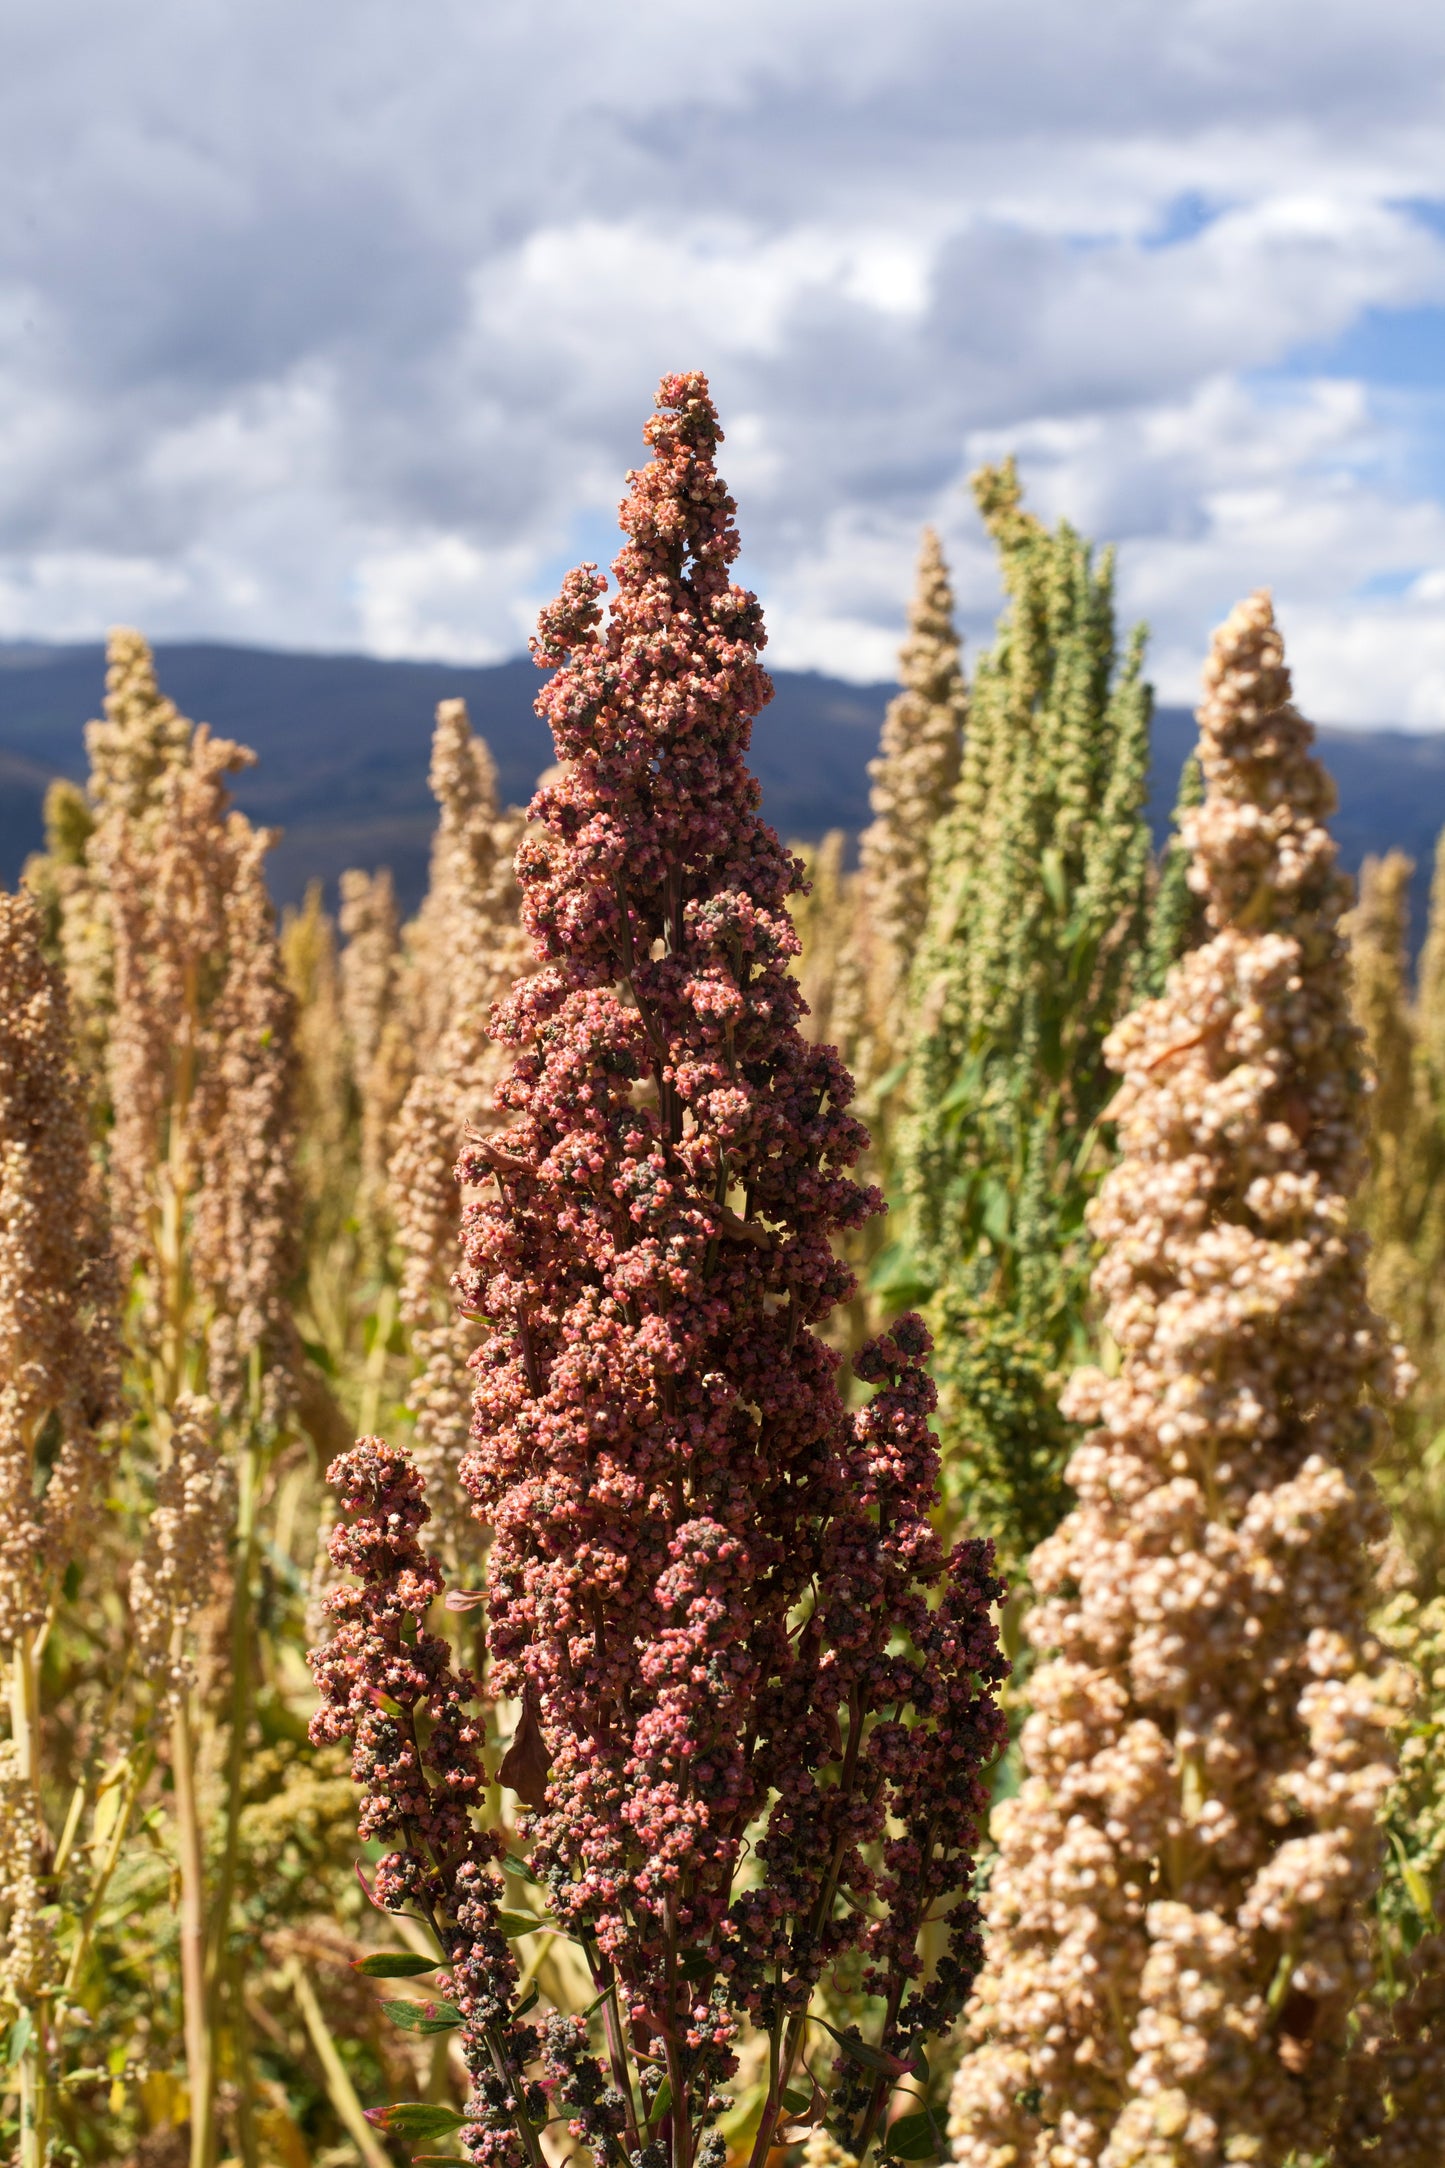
583, 1937, 643, 2157
484, 2027, 548, 2168
204, 1410, 263, 2168
206, 1435, 258, 1973
11, 1634, 51, 2168
229, 1944, 261, 2168
288, 1961, 393, 2168
171, 1677, 215, 2168
662, 1892, 691, 2168
58, 1749, 153, 2002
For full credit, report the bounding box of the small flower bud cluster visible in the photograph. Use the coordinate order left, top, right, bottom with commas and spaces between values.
452, 374, 1006, 2161
309, 1440, 540, 2168
281, 883, 354, 1231
950, 593, 1404, 2167
39, 629, 196, 1082
0, 1740, 57, 2014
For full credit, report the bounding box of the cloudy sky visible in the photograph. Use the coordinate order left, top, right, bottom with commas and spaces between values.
3, 1, 1445, 721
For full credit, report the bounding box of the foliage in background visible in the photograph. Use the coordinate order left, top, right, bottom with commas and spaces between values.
7, 433, 1445, 2168
788, 829, 869, 1080
891, 461, 1160, 1575
3, 637, 542, 2168
1344, 845, 1445, 1588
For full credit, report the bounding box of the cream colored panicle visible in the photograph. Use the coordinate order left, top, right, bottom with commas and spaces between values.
950, 592, 1406, 2168
36, 629, 194, 1077
98, 685, 300, 1418
388, 700, 531, 1566
0, 1742, 56, 2011
339, 864, 408, 1255
0, 888, 118, 1656
281, 881, 353, 1225
859, 525, 966, 1040
0, 888, 118, 2045
404, 697, 505, 1072
128, 1394, 233, 1704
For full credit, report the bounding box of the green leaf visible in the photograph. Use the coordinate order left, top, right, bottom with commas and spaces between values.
513, 1986, 540, 2020
6, 2009, 35, 2065
1040, 847, 1067, 916
369, 2104, 468, 2140
378, 1998, 465, 2036
864, 1057, 910, 1105
499, 1853, 537, 1881
980, 1179, 1012, 1248
884, 2108, 944, 2162
354, 1952, 437, 1978
646, 2078, 673, 2127
301, 1337, 337, 1377
812, 2019, 910, 2079
496, 1910, 545, 1938
781, 2088, 811, 2116
1390, 1831, 1438, 1925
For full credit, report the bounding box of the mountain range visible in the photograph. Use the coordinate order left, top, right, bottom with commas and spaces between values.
4, 640, 1445, 941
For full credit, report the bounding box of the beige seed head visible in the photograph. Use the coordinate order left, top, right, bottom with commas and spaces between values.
0, 887, 118, 1657
951, 592, 1402, 2168
388, 701, 532, 1567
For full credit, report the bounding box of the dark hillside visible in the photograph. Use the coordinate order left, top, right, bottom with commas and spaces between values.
0, 643, 885, 909
4, 640, 1445, 935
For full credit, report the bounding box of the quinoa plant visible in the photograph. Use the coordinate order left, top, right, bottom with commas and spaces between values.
950, 593, 1405, 2167
312, 373, 1007, 2168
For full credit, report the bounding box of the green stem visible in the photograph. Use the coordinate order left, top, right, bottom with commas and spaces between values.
11, 1636, 50, 2168
288, 1962, 393, 2168
58, 1749, 153, 2003
171, 1680, 214, 2168
229, 1944, 260, 2168
204, 1423, 262, 2167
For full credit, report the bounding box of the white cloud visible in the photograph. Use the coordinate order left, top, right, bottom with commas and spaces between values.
353, 534, 540, 661
0, 550, 191, 642
972, 374, 1445, 721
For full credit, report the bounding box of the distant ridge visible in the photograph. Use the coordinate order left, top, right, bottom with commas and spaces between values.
4, 640, 1445, 936
0, 642, 886, 910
